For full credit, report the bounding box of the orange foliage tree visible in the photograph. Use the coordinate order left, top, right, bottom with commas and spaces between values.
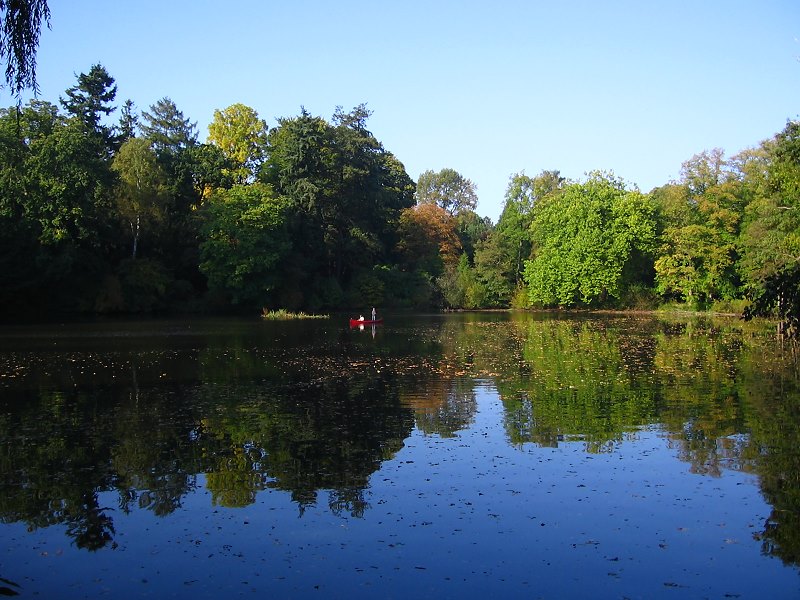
396, 203, 462, 276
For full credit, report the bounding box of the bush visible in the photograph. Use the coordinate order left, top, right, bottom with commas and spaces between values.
346, 271, 385, 308
510, 285, 530, 310
374, 265, 434, 309
711, 298, 749, 315
118, 258, 172, 313
618, 284, 659, 310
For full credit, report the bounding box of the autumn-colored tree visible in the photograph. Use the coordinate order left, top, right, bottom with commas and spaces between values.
396, 203, 462, 276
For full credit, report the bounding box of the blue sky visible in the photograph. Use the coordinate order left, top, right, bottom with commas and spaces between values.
4, 0, 799, 221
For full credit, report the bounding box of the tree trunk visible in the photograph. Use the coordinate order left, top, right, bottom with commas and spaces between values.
131, 214, 140, 259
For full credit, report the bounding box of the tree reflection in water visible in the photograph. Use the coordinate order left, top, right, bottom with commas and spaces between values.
0, 314, 798, 568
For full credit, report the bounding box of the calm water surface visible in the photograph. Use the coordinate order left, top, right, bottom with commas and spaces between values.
0, 313, 798, 598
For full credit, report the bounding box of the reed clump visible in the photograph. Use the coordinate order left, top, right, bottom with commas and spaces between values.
261, 308, 329, 320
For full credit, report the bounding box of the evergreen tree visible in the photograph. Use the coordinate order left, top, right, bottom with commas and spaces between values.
117, 99, 138, 143
60, 63, 117, 150
141, 97, 197, 158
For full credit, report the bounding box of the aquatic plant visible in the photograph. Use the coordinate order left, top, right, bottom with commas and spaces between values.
261, 308, 328, 320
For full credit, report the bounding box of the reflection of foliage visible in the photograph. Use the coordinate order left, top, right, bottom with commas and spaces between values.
200, 373, 414, 516
0, 383, 209, 550
2, 314, 800, 567
401, 376, 477, 437
744, 263, 800, 338
653, 320, 756, 477
0, 390, 122, 551
428, 313, 800, 567
65, 494, 116, 551
110, 391, 206, 518
495, 318, 659, 452
740, 345, 800, 566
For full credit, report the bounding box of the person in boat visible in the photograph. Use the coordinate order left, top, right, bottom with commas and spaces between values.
359, 314, 364, 321
371, 307, 376, 321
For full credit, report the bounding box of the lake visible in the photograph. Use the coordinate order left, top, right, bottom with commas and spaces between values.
0, 312, 798, 598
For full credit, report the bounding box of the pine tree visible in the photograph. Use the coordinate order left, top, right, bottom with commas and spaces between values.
60, 63, 117, 150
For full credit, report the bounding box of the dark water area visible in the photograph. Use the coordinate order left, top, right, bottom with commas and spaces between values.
0, 312, 798, 598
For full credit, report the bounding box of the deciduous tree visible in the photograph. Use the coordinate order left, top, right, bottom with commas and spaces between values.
496, 170, 565, 286
0, 0, 50, 95
199, 183, 291, 306
207, 103, 268, 184
524, 172, 656, 306
396, 203, 461, 276
0, 99, 114, 310
415, 168, 478, 216
112, 137, 167, 259
654, 149, 745, 303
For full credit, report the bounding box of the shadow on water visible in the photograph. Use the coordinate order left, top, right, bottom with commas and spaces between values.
0, 313, 798, 571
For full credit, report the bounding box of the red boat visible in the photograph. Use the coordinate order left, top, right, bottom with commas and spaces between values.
349, 318, 383, 327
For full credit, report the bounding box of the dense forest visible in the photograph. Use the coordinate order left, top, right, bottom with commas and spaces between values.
1, 63, 799, 320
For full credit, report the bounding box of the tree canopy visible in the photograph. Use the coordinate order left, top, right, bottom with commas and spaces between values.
207, 103, 268, 184
1, 60, 799, 324
415, 168, 478, 216
524, 172, 656, 306
0, 0, 49, 95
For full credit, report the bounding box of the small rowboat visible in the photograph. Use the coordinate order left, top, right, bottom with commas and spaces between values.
349, 318, 383, 326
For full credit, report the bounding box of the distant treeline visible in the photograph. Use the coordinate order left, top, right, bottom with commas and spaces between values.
2, 63, 799, 321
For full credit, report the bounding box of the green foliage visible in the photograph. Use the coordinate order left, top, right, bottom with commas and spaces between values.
4, 62, 800, 316
744, 263, 800, 336
263, 105, 414, 303
655, 224, 735, 304
710, 298, 749, 315
680, 147, 727, 196
117, 257, 171, 312
509, 284, 530, 309
437, 262, 464, 308
207, 103, 268, 184
415, 167, 478, 216
348, 270, 386, 307
654, 149, 747, 304
199, 183, 291, 306
524, 172, 657, 307
111, 137, 167, 258
60, 63, 117, 150
739, 122, 800, 289
117, 99, 138, 143
492, 170, 566, 291
0, 0, 50, 95
179, 142, 234, 201
0, 98, 117, 312
373, 265, 434, 308
473, 233, 514, 307
737, 123, 800, 335
261, 308, 328, 320
454, 210, 491, 263
140, 97, 198, 157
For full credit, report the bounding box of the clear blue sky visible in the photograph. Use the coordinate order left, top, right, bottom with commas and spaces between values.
4, 0, 799, 221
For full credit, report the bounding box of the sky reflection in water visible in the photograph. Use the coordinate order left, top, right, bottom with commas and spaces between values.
0, 314, 798, 598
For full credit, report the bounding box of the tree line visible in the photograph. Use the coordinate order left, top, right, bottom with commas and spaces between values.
1, 62, 798, 320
